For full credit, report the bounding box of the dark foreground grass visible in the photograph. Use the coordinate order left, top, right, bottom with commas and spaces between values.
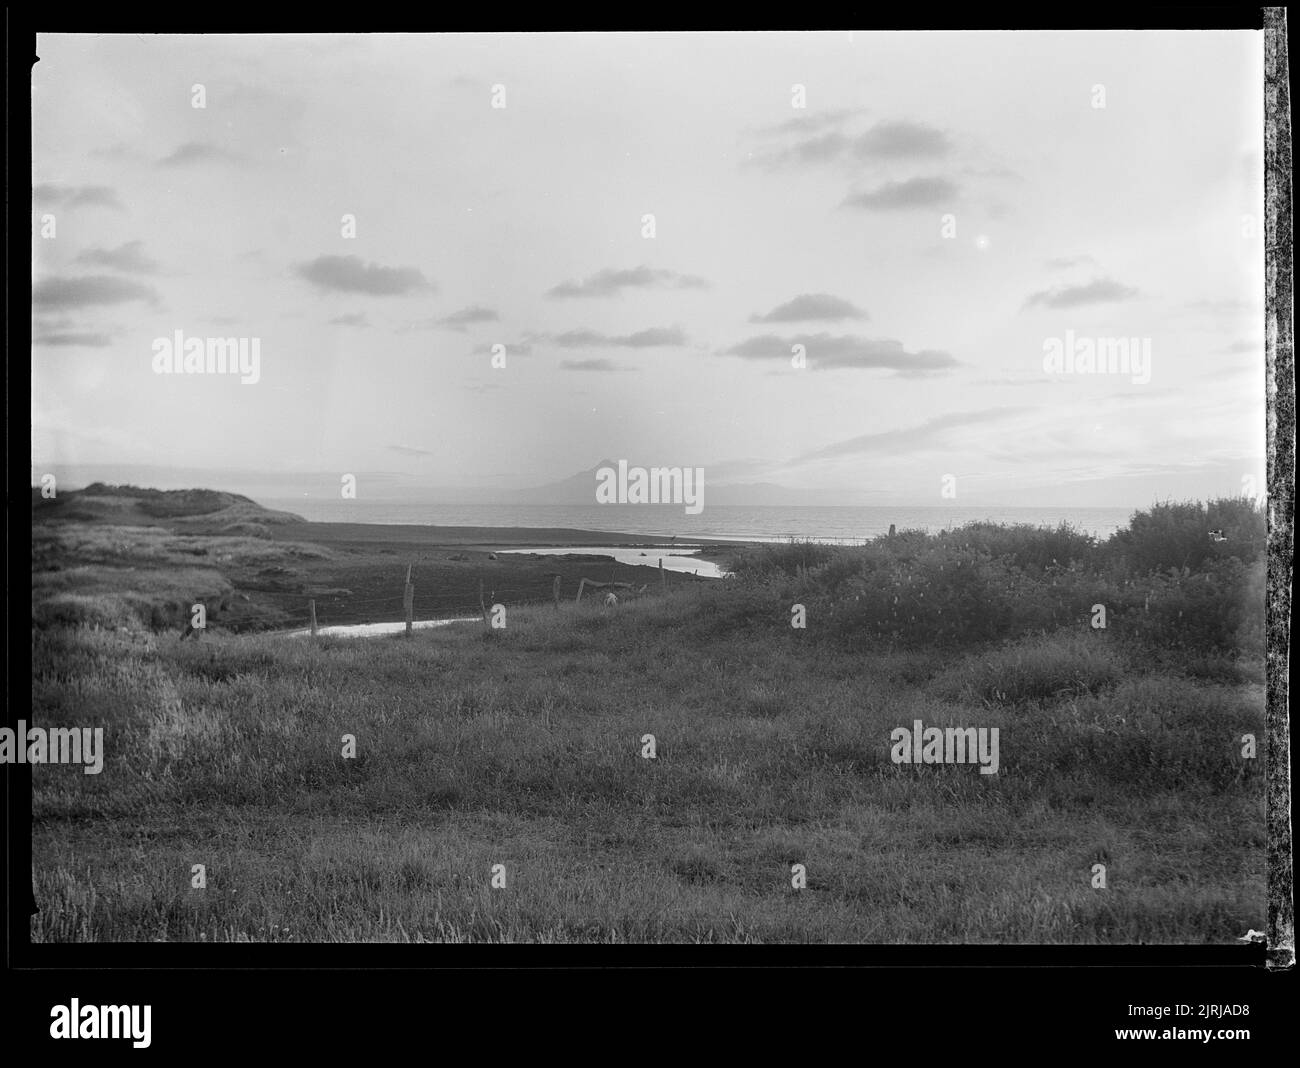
31, 590, 1265, 943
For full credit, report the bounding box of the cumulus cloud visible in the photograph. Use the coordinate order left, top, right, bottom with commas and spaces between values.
843, 177, 958, 210
722, 333, 958, 374
32, 183, 124, 211
295, 255, 432, 296
546, 265, 708, 299
33, 275, 158, 309
73, 240, 159, 274
751, 294, 868, 323
1023, 277, 1140, 309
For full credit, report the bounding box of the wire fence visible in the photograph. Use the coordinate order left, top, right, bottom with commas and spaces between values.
210, 583, 618, 635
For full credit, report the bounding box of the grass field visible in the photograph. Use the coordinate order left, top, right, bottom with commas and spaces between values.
29, 488, 1268, 943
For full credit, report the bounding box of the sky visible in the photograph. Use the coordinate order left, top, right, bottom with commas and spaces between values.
31, 31, 1266, 508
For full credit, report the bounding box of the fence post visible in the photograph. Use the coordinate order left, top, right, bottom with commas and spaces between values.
660, 557, 666, 592
575, 578, 587, 604
403, 563, 415, 636
309, 599, 318, 637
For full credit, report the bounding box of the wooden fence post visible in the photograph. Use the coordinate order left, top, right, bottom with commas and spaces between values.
403, 563, 416, 636
309, 599, 318, 637
575, 578, 586, 604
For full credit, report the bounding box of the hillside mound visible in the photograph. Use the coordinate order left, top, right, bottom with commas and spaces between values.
33, 483, 306, 531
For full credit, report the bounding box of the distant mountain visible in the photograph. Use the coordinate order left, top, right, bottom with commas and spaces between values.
512, 460, 618, 504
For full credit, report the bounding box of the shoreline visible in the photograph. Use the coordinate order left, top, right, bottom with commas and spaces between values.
269, 519, 756, 552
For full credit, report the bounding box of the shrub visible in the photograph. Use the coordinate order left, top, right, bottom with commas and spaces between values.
1105, 497, 1265, 574
727, 539, 839, 582
933, 521, 1098, 573
1108, 559, 1265, 656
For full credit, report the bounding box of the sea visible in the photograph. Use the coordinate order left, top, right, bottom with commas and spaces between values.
258, 499, 1137, 543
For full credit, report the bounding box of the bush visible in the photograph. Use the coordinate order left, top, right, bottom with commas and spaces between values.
933, 521, 1098, 573
1105, 497, 1265, 575
727, 540, 839, 582
1108, 559, 1265, 656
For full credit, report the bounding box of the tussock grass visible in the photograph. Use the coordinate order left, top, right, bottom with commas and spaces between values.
32, 579, 1264, 943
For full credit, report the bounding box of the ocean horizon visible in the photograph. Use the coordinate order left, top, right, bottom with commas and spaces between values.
258, 498, 1140, 542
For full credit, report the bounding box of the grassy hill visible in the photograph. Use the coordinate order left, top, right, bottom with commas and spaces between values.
34, 483, 307, 536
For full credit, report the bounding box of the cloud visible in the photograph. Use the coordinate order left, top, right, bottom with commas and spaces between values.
852, 121, 952, 159
295, 255, 432, 296
32, 183, 124, 211
746, 117, 949, 170
551, 326, 688, 348
560, 358, 628, 372
749, 131, 851, 169
796, 407, 1032, 462
842, 176, 958, 210
73, 240, 159, 274
546, 265, 708, 299
329, 313, 371, 327
1218, 340, 1262, 354
722, 333, 958, 374
33, 330, 114, 347
158, 142, 248, 167
1023, 277, 1140, 309
386, 444, 435, 457
437, 306, 499, 330
751, 294, 868, 323
33, 275, 158, 309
